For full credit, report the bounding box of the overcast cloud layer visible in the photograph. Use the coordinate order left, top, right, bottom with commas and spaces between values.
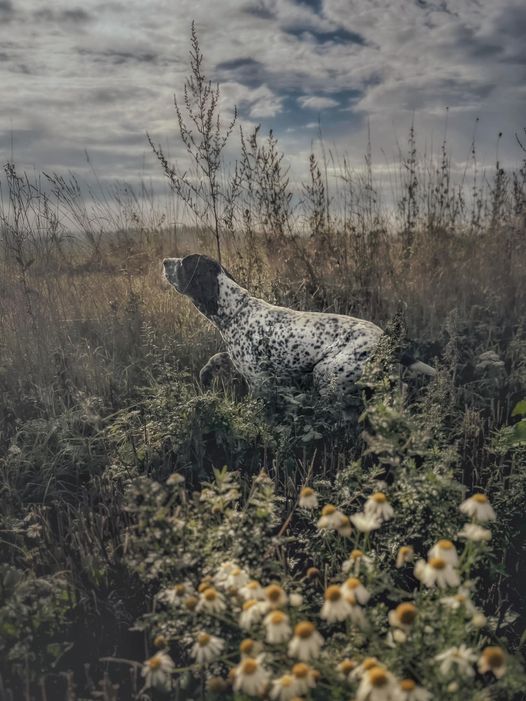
1, 0, 525, 192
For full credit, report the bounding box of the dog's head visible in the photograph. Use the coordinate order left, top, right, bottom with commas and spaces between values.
163, 254, 233, 318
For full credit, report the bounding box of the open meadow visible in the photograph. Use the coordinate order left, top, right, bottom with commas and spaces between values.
1, 30, 526, 701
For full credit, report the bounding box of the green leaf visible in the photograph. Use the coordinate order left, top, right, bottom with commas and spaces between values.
511, 400, 526, 418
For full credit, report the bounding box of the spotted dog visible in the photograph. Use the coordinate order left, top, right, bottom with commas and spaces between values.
162, 254, 435, 398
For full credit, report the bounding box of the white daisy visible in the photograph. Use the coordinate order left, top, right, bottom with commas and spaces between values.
428, 539, 459, 566
356, 666, 398, 701
166, 472, 185, 486
336, 658, 358, 682
457, 523, 492, 542
291, 663, 318, 695
239, 580, 265, 601
342, 576, 370, 604
343, 549, 374, 575
478, 646, 506, 678
320, 585, 352, 623
264, 610, 292, 644
350, 658, 382, 682
142, 652, 175, 691
336, 514, 353, 537
264, 583, 288, 609
191, 633, 224, 665
214, 561, 236, 586
346, 593, 368, 629
288, 621, 324, 661
233, 655, 270, 697
225, 566, 249, 590
160, 582, 192, 605
239, 638, 262, 658
388, 603, 417, 633
351, 512, 382, 533
317, 504, 346, 530
397, 679, 432, 701
415, 557, 460, 589
240, 599, 267, 630
299, 486, 318, 509
459, 493, 496, 522
269, 673, 299, 701
289, 592, 303, 607
396, 545, 414, 568
439, 588, 476, 615
195, 587, 226, 614
435, 645, 477, 677
364, 492, 394, 521
471, 611, 487, 628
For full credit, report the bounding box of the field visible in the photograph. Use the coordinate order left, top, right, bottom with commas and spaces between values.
1, 37, 526, 701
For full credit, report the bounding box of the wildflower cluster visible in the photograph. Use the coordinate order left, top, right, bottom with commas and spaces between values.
135, 473, 523, 699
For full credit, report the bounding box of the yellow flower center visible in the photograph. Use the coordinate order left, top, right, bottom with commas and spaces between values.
147, 656, 161, 670
322, 504, 337, 516
154, 635, 167, 648
292, 663, 310, 679
399, 546, 412, 556
339, 659, 356, 674
437, 539, 454, 550
266, 584, 284, 603
185, 596, 198, 611
338, 515, 351, 528
346, 592, 357, 606
247, 580, 259, 590
400, 679, 416, 691
362, 658, 379, 671
270, 611, 286, 625
241, 658, 258, 675
175, 584, 186, 596
197, 633, 210, 647
306, 567, 320, 578
429, 557, 446, 570
372, 492, 387, 503
207, 677, 226, 693
325, 585, 342, 602
204, 588, 218, 601
243, 599, 257, 611
396, 603, 417, 625
240, 639, 254, 654
231, 567, 241, 576
280, 675, 294, 688
454, 594, 466, 603
483, 647, 505, 668
473, 493, 488, 503
301, 487, 314, 497
295, 621, 315, 639
369, 668, 389, 687
351, 549, 364, 560
345, 577, 360, 590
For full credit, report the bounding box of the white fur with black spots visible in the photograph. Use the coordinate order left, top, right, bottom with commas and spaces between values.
162, 254, 435, 398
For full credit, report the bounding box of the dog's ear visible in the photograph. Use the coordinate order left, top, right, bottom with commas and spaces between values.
181, 255, 222, 317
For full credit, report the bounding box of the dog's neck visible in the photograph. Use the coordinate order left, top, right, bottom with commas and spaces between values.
209, 272, 251, 329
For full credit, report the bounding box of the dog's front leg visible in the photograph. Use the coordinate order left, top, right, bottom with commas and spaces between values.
199, 352, 234, 387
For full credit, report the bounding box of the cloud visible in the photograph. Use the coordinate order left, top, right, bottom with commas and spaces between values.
298, 95, 339, 109
0, 0, 523, 197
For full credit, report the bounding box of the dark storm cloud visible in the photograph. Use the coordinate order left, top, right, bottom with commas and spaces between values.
216, 58, 267, 87
77, 48, 158, 65
0, 0, 13, 15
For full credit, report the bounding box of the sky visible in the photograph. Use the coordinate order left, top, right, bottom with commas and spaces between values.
1, 0, 525, 201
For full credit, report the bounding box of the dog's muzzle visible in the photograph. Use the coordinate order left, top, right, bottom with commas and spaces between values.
162, 257, 182, 286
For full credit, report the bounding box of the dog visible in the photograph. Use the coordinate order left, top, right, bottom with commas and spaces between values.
162, 254, 435, 398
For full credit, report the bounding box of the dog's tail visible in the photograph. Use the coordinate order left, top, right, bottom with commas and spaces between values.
400, 351, 437, 377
